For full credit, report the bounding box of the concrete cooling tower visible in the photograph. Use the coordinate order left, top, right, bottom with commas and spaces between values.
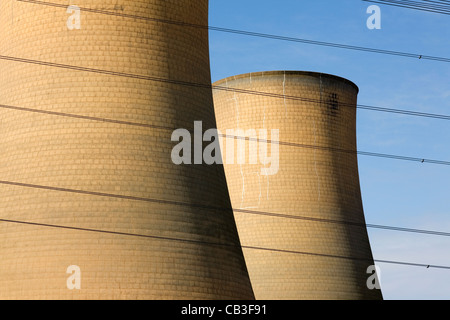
0, 0, 254, 299
213, 71, 383, 300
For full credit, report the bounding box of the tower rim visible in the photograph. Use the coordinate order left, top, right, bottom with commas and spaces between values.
212, 70, 359, 94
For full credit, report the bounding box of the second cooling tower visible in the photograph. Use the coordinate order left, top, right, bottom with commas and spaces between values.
213, 71, 383, 300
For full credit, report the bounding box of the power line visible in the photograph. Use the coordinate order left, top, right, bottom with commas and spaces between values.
366, 0, 450, 11
0, 56, 449, 165
220, 133, 450, 166
213, 85, 450, 121
363, 0, 450, 15
2, 52, 450, 122
1, 216, 449, 270
234, 207, 450, 238
0, 103, 175, 131
382, 0, 450, 11
1, 179, 449, 239
15, 0, 450, 63
1, 100, 449, 166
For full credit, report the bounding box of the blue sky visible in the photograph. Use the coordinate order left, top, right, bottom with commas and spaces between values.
209, 0, 450, 300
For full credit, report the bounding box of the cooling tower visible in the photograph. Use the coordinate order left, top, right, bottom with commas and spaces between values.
213, 71, 383, 300
0, 0, 254, 299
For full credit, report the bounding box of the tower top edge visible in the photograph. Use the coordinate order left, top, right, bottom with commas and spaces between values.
213, 70, 359, 93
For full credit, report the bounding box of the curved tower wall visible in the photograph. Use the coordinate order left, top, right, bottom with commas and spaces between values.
213, 71, 382, 300
0, 0, 254, 299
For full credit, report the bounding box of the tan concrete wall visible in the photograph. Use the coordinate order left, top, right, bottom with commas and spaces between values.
0, 0, 254, 300
213, 71, 383, 300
